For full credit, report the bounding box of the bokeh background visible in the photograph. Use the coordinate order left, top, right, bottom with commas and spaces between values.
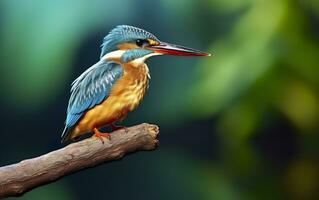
1, 0, 319, 199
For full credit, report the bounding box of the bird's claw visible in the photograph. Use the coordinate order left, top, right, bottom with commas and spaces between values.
93, 128, 111, 144
111, 124, 128, 133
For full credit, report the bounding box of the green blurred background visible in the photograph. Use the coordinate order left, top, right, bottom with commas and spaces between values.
1, 0, 319, 199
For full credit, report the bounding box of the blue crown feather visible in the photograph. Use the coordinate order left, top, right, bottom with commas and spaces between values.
100, 25, 159, 58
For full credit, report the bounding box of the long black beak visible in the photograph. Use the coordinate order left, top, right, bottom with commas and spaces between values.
147, 42, 211, 56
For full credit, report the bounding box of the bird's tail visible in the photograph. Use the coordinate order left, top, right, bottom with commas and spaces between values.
61, 126, 71, 143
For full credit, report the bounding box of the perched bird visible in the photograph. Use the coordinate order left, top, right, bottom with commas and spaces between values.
61, 25, 210, 143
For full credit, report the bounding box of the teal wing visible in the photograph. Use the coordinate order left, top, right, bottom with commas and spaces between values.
61, 60, 123, 142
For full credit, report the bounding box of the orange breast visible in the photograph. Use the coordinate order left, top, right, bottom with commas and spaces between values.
71, 62, 150, 138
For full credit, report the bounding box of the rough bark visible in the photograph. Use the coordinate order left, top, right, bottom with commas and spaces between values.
0, 123, 159, 198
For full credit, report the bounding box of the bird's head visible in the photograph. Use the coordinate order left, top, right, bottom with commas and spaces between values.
100, 25, 210, 63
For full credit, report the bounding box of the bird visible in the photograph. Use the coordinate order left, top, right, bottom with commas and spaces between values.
61, 25, 210, 143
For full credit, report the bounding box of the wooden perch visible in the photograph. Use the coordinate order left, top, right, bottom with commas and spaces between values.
0, 123, 159, 198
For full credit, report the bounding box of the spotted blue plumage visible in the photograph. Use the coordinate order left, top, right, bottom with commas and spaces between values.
100, 25, 159, 58
61, 60, 123, 141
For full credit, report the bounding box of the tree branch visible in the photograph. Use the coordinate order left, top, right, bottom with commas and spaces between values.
0, 123, 159, 198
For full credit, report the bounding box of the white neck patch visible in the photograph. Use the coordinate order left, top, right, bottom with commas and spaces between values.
101, 50, 125, 61
129, 52, 162, 66
101, 50, 162, 66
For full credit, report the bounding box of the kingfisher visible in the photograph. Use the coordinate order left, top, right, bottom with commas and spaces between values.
61, 25, 210, 143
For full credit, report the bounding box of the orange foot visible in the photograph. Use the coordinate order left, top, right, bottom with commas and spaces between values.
93, 127, 111, 144
111, 124, 128, 133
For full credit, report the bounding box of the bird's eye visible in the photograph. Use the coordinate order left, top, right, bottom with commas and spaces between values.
136, 39, 147, 47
